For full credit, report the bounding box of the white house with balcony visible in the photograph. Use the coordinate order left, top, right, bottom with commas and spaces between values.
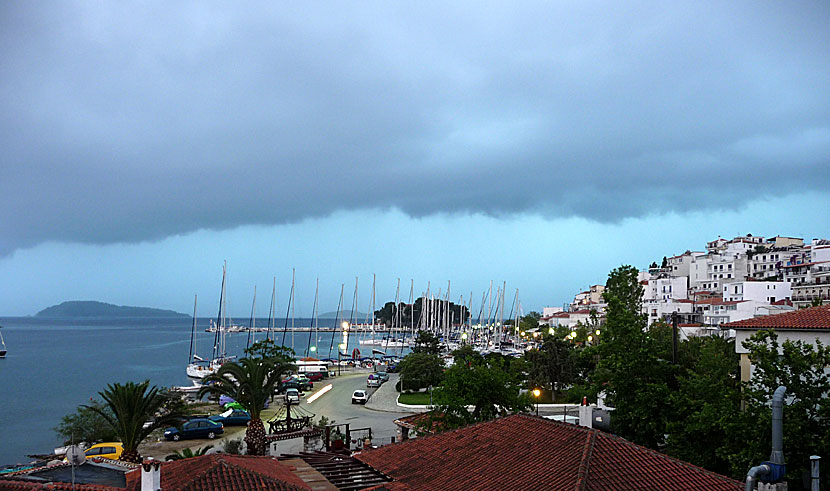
722, 281, 791, 304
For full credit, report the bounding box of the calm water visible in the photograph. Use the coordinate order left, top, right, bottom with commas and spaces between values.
0, 316, 404, 466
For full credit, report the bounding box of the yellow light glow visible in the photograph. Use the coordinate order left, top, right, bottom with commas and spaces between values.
520, 331, 525, 336
570, 331, 577, 338
548, 328, 554, 335
595, 329, 601, 335
532, 388, 541, 398
587, 335, 593, 342
341, 321, 350, 330
461, 332, 468, 340
310, 346, 316, 352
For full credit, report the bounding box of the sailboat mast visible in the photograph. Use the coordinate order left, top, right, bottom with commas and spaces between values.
281, 269, 295, 346
189, 294, 197, 364
329, 284, 344, 358
267, 277, 276, 341
247, 286, 256, 350
291, 268, 295, 353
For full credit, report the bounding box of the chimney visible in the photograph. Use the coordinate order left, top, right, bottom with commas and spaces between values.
141, 459, 161, 491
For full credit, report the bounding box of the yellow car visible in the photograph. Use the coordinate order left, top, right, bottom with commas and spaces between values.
84, 442, 124, 460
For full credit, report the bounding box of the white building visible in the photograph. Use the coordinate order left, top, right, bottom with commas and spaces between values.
722, 281, 791, 304
726, 304, 830, 382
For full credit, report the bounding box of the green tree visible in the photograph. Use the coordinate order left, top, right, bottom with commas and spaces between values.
86, 380, 184, 463
525, 333, 576, 394
55, 399, 119, 445
432, 349, 529, 428
412, 330, 442, 355
665, 336, 742, 475
244, 339, 295, 364
165, 445, 213, 461
732, 330, 830, 486
398, 352, 444, 392
594, 265, 675, 448
198, 357, 293, 455
517, 312, 542, 336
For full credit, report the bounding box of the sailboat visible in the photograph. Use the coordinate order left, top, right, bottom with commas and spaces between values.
187, 262, 234, 379
0, 325, 7, 358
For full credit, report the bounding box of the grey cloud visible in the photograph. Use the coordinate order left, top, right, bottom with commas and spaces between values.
2, 1, 829, 253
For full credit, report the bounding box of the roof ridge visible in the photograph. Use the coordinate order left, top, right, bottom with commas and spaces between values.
573, 430, 597, 491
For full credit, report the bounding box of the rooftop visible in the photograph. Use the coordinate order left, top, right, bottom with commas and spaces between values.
725, 304, 830, 330
355, 414, 741, 491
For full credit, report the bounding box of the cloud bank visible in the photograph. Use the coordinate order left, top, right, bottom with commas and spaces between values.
2, 1, 829, 254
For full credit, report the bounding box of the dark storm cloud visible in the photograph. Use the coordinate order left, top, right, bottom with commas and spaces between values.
2, 1, 829, 253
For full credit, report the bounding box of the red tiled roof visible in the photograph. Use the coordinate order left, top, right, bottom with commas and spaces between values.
0, 482, 121, 491
694, 298, 744, 306
123, 454, 310, 491
355, 414, 741, 491
725, 304, 830, 330
771, 299, 793, 306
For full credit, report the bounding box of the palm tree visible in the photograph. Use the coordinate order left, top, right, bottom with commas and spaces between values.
165, 445, 213, 461
198, 357, 293, 455
86, 380, 183, 463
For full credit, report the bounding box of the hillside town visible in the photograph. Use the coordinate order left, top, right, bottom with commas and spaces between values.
546, 234, 829, 330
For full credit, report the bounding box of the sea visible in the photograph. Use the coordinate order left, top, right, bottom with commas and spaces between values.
0, 316, 405, 466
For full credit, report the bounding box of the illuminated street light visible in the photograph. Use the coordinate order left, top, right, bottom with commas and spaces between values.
461, 332, 468, 340
339, 343, 347, 351
341, 321, 350, 330
570, 331, 577, 338
587, 335, 593, 342
532, 388, 541, 416
310, 346, 316, 352
548, 328, 554, 335
595, 329, 601, 336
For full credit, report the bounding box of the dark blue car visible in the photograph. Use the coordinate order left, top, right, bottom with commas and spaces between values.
208, 409, 251, 426
163, 418, 224, 441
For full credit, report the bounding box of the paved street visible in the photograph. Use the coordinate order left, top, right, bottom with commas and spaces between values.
295, 368, 414, 445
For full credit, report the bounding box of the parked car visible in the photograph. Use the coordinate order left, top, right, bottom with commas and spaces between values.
163, 418, 224, 441
367, 374, 382, 388
208, 408, 251, 426
386, 364, 399, 373
375, 371, 389, 383
284, 388, 300, 404
304, 372, 324, 382
276, 380, 305, 394
352, 390, 368, 404
82, 442, 123, 460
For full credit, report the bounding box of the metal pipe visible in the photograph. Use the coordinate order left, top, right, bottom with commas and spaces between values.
744, 464, 770, 491
811, 455, 820, 491
770, 386, 786, 465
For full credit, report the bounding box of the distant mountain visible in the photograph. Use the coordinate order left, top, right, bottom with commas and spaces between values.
36, 301, 189, 318
319, 309, 367, 319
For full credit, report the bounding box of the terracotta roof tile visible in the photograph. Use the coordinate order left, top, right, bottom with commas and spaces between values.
123, 454, 310, 491
725, 304, 830, 330
356, 414, 740, 491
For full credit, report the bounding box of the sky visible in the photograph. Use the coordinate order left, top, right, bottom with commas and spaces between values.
1, 1, 829, 317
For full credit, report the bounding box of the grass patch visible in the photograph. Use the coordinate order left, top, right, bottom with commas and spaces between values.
398, 392, 433, 405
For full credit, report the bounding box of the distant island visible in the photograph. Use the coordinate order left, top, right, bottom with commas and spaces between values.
319, 310, 367, 319
36, 301, 189, 318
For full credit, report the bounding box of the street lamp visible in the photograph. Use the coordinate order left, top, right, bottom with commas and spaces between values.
532, 388, 541, 416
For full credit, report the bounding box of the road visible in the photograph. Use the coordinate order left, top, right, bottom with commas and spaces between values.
298, 368, 413, 445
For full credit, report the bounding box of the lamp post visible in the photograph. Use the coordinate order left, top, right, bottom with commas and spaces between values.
532, 388, 541, 416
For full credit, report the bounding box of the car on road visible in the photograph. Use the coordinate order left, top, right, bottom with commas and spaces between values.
208, 408, 251, 426
284, 388, 300, 404
367, 374, 382, 387
375, 371, 389, 383
163, 418, 224, 441
352, 390, 368, 404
